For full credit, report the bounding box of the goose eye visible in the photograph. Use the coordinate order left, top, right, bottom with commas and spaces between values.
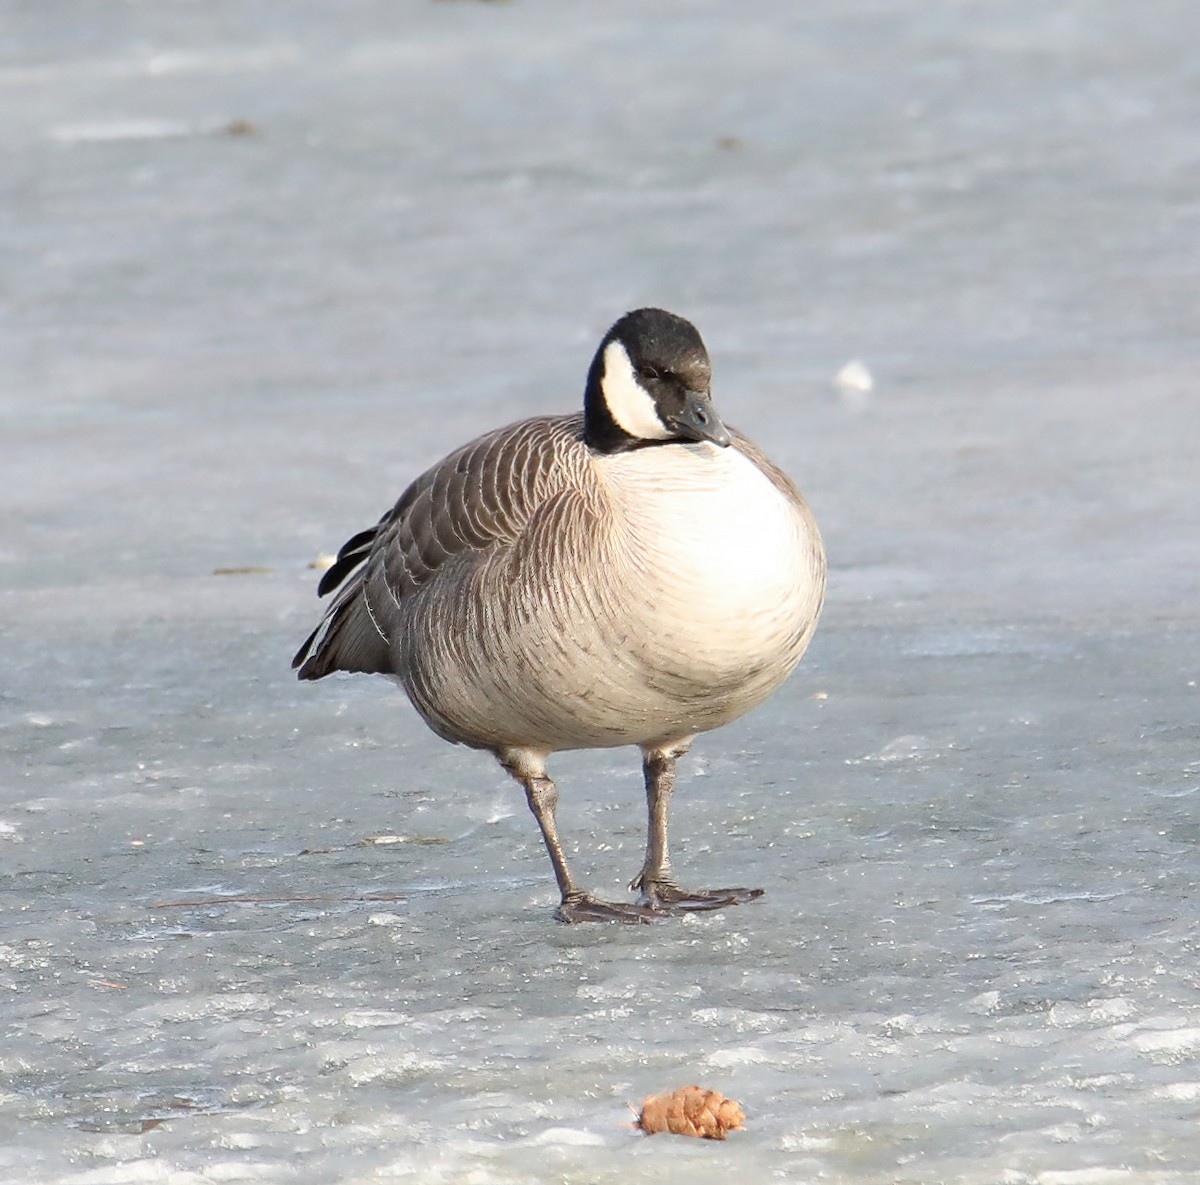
638, 365, 661, 381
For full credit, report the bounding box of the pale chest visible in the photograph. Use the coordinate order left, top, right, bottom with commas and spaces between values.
599, 444, 815, 651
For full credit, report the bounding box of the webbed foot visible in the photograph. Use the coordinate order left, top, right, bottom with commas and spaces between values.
555, 892, 666, 925
633, 879, 764, 913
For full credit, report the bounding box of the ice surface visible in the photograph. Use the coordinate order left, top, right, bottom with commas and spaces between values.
3, 1, 1199, 1181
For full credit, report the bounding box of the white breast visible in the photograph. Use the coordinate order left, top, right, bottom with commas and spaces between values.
599, 442, 819, 683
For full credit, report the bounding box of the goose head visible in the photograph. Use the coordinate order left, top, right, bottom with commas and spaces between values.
583, 308, 732, 454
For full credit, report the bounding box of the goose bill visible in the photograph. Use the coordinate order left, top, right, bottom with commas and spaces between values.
668, 390, 732, 447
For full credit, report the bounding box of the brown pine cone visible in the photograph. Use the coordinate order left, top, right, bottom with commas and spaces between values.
635, 1085, 746, 1140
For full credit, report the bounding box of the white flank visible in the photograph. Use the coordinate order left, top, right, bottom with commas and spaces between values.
600, 340, 671, 440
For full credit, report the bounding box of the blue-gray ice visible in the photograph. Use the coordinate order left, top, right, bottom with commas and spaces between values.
3, 2, 1199, 1182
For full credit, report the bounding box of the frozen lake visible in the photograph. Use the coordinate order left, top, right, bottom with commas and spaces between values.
3, 1, 1199, 1181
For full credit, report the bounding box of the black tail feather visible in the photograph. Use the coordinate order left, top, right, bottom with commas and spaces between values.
318, 525, 380, 596
298, 516, 396, 680
291, 622, 323, 674
294, 575, 393, 681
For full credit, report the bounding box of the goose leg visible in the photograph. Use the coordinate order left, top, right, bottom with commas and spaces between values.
630, 744, 764, 912
497, 748, 661, 924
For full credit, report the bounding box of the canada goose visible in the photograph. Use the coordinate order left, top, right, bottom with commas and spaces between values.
294, 308, 826, 923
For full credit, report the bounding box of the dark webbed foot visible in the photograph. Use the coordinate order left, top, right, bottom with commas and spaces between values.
555, 892, 665, 925
633, 878, 765, 913
500, 746, 761, 926
627, 744, 765, 915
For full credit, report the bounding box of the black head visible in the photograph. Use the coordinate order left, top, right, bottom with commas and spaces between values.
583, 308, 731, 454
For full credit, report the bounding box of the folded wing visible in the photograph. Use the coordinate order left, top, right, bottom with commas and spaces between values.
292, 414, 585, 680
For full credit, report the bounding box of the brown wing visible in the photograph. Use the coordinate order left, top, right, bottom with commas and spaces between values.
293, 414, 586, 679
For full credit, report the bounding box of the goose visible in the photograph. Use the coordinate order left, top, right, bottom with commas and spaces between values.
293, 307, 826, 923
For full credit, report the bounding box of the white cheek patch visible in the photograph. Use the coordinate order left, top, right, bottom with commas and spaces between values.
601, 340, 671, 440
